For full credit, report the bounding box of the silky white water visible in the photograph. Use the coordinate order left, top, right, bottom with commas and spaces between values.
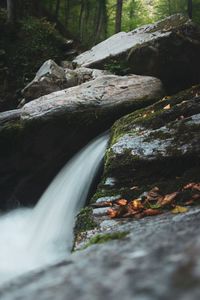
0, 133, 108, 285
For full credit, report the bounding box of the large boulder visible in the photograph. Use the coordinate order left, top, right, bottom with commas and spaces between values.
21, 60, 110, 103
73, 14, 200, 92
21, 74, 163, 120
92, 84, 200, 204
0, 74, 163, 209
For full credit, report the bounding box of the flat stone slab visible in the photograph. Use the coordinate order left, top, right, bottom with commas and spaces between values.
21, 74, 164, 120
74, 14, 200, 92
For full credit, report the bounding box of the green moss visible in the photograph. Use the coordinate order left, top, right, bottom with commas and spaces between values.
109, 84, 200, 147
104, 58, 130, 75
74, 207, 98, 236
82, 231, 129, 249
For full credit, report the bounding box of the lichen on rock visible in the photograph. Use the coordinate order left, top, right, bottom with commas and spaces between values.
92, 85, 200, 204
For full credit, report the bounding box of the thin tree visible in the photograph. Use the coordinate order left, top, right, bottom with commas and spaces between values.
55, 0, 61, 20
115, 0, 123, 33
188, 0, 193, 19
7, 0, 16, 24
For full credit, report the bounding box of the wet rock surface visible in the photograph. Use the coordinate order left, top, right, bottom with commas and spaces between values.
1, 207, 200, 299
74, 14, 200, 92
0, 74, 163, 209
93, 84, 200, 204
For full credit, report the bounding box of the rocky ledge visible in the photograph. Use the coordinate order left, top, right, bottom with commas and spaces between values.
0, 74, 163, 209
74, 14, 200, 92
1, 207, 200, 300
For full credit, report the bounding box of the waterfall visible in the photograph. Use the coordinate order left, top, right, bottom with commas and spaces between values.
0, 133, 108, 285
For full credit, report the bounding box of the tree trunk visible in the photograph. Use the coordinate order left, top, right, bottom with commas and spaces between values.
7, 0, 15, 24
188, 0, 192, 19
79, 0, 85, 41
115, 0, 123, 33
94, 0, 107, 43
55, 0, 61, 20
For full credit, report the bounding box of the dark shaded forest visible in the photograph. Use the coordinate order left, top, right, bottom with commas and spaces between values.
0, 0, 199, 111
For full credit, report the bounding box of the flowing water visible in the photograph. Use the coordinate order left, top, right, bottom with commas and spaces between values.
0, 133, 108, 285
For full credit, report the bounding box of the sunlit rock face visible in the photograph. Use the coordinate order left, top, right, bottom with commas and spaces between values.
74, 14, 200, 92
92, 85, 200, 204
0, 74, 163, 209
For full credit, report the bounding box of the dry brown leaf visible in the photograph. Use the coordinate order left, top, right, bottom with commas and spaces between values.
192, 194, 200, 200
115, 199, 128, 206
144, 209, 163, 216
107, 208, 119, 218
157, 192, 179, 207
183, 182, 200, 191
185, 199, 194, 206
171, 205, 188, 214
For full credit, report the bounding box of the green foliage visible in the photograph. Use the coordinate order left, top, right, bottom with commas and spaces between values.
104, 59, 130, 75
0, 15, 65, 91
83, 231, 129, 249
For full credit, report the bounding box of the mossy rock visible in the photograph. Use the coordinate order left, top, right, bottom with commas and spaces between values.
92, 84, 200, 203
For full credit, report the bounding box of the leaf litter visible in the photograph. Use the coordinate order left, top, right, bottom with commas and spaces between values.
91, 182, 200, 220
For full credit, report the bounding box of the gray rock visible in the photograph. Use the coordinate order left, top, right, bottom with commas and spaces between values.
22, 60, 68, 101
22, 60, 110, 102
21, 74, 164, 120
74, 14, 200, 92
1, 207, 200, 300
94, 85, 200, 203
0, 74, 163, 209
0, 109, 21, 125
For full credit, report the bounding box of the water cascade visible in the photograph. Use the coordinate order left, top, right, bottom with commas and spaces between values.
0, 133, 108, 285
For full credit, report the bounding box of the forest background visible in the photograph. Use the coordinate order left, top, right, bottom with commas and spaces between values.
0, 0, 199, 110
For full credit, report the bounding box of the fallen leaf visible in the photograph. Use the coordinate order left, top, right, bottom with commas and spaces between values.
144, 209, 163, 216
157, 192, 179, 207
185, 200, 194, 205
171, 205, 188, 214
107, 208, 119, 218
192, 194, 200, 200
183, 182, 200, 191
129, 199, 144, 210
107, 206, 127, 218
164, 104, 171, 110
115, 199, 128, 206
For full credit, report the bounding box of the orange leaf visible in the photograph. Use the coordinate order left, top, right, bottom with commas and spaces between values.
183, 182, 200, 191
107, 208, 119, 218
157, 192, 178, 207
115, 199, 128, 206
144, 209, 162, 216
